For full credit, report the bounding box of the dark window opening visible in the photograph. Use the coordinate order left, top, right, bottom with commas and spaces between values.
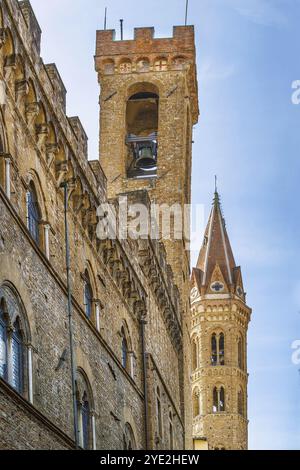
126, 91, 159, 179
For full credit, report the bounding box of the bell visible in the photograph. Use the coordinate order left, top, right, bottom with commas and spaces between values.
135, 146, 156, 170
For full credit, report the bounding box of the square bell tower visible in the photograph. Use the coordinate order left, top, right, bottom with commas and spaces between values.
95, 25, 199, 449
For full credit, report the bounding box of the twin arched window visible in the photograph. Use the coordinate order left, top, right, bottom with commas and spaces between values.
213, 386, 225, 413
0, 287, 29, 396
211, 332, 225, 366
76, 370, 93, 450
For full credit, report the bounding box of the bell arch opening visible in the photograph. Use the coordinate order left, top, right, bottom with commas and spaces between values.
125, 83, 159, 179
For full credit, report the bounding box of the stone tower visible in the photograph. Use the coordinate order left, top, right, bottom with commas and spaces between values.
95, 26, 199, 448
191, 192, 251, 450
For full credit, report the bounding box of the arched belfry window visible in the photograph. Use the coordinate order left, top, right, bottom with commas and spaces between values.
213, 386, 225, 413
211, 332, 225, 366
192, 336, 198, 371
26, 182, 41, 246
238, 335, 244, 370
193, 388, 200, 418
76, 370, 94, 450
0, 285, 30, 398
126, 86, 159, 179
83, 270, 93, 320
238, 388, 244, 416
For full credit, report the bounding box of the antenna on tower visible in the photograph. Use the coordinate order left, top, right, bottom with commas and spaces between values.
185, 0, 189, 26
104, 7, 107, 30
120, 19, 124, 40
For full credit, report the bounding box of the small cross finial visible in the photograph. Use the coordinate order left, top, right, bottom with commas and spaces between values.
215, 175, 218, 194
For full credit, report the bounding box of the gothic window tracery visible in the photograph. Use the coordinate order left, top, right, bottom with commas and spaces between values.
211, 332, 225, 366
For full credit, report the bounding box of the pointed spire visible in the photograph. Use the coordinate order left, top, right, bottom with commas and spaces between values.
196, 186, 236, 290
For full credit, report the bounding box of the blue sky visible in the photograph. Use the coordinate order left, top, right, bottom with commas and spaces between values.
30, 0, 300, 450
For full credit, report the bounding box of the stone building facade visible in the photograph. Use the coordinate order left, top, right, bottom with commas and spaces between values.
191, 192, 251, 450
0, 0, 199, 450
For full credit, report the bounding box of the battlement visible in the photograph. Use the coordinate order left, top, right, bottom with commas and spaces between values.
95, 25, 195, 59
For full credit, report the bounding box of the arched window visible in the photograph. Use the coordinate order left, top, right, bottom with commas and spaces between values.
0, 287, 29, 398
212, 386, 225, 413
192, 337, 198, 371
156, 387, 163, 438
0, 306, 8, 381
238, 388, 244, 416
126, 84, 159, 178
211, 334, 217, 366
193, 388, 200, 418
219, 333, 225, 365
169, 410, 174, 450
11, 319, 23, 393
83, 270, 93, 319
76, 370, 94, 450
211, 332, 225, 366
121, 328, 129, 370
238, 335, 244, 370
27, 183, 41, 245
123, 423, 137, 450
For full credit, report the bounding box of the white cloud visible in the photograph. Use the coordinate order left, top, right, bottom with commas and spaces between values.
198, 60, 236, 84
226, 0, 287, 27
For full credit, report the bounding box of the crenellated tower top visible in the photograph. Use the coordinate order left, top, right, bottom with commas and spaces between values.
95, 25, 199, 124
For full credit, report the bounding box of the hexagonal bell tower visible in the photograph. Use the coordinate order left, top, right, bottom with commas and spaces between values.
95, 26, 199, 449
190, 191, 251, 450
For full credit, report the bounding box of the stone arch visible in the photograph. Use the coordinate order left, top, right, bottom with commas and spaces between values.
102, 58, 115, 75
0, 281, 31, 342
172, 55, 188, 70
136, 57, 150, 73
123, 406, 139, 447
25, 168, 48, 222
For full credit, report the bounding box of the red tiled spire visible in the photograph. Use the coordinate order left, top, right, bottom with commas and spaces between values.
196, 191, 237, 290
